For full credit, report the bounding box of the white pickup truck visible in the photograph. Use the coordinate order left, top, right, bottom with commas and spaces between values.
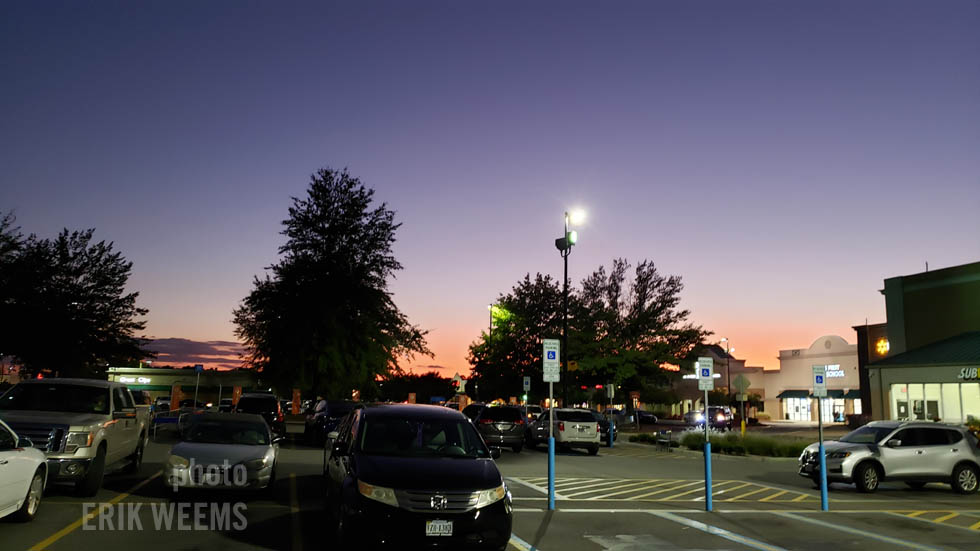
0, 378, 150, 496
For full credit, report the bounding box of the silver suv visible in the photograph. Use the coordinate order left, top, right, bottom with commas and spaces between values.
799, 421, 980, 494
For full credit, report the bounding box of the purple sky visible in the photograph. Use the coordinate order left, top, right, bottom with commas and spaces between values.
2, 1, 978, 373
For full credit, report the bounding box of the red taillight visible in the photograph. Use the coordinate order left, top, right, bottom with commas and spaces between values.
559, 422, 565, 432
597, 423, 601, 433
480, 419, 494, 424
515, 418, 524, 425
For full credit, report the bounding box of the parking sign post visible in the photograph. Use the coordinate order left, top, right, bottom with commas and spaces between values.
697, 357, 714, 512
813, 365, 829, 512
543, 338, 560, 511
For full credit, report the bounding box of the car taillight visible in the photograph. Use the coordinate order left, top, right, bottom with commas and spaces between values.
559, 422, 565, 432
597, 423, 601, 433
480, 419, 494, 424
515, 418, 524, 425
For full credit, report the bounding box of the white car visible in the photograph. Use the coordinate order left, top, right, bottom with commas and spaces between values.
526, 408, 601, 455
0, 419, 47, 521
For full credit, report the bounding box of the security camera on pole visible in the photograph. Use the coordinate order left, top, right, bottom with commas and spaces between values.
697, 357, 714, 512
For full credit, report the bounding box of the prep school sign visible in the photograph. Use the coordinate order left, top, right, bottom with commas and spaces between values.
958, 367, 980, 381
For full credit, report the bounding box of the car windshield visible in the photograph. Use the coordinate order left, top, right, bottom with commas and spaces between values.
556, 410, 595, 422
237, 397, 276, 412
839, 425, 895, 444
358, 418, 489, 458
0, 384, 110, 414
185, 420, 270, 445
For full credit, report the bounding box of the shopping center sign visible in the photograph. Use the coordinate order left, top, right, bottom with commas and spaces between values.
958, 367, 980, 380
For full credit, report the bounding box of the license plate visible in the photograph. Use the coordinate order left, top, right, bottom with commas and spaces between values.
426, 520, 453, 537
578, 426, 586, 432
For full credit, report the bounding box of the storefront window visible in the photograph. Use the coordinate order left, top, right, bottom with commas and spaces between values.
890, 382, 980, 423
963, 384, 980, 423
783, 397, 810, 421
942, 383, 962, 422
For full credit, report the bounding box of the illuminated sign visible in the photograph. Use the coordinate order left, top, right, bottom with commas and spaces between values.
822, 364, 845, 378
119, 376, 151, 384
959, 367, 979, 381
875, 338, 890, 356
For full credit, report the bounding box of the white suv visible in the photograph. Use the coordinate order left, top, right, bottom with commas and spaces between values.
526, 408, 600, 455
799, 421, 980, 494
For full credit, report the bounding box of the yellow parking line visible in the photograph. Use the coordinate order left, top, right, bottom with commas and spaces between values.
628, 480, 702, 500
713, 482, 753, 495
724, 486, 772, 501
565, 479, 659, 498
790, 493, 811, 502
906, 511, 927, 518
661, 484, 713, 501
969, 520, 980, 531
557, 478, 632, 493
591, 479, 689, 500
29, 471, 161, 551
760, 490, 789, 502
934, 512, 959, 523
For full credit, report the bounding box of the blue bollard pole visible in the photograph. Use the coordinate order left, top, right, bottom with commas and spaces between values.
705, 441, 712, 511
608, 421, 615, 448
548, 436, 556, 510
818, 442, 829, 511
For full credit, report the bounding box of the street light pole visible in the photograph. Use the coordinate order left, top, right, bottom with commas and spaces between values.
555, 209, 584, 408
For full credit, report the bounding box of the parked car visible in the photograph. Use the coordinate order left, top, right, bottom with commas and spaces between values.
304, 400, 359, 446
154, 396, 172, 413
0, 419, 47, 521
798, 421, 980, 494
165, 413, 280, 493
473, 405, 525, 453
217, 398, 234, 413
635, 410, 658, 424
684, 406, 732, 430
522, 405, 543, 422
234, 393, 286, 437
590, 410, 617, 442
461, 403, 487, 420
323, 404, 511, 549
526, 408, 600, 455
0, 378, 149, 496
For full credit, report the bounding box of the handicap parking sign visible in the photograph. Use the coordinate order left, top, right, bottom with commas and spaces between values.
547, 351, 556, 360
701, 368, 709, 377
815, 375, 824, 384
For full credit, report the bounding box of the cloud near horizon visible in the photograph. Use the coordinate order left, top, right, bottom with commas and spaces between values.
145, 338, 246, 370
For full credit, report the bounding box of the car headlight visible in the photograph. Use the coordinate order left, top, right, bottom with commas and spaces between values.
716, 414, 725, 421
243, 456, 271, 470
167, 455, 190, 468
358, 480, 398, 507
827, 451, 851, 459
475, 484, 508, 508
65, 431, 95, 453
695, 413, 704, 421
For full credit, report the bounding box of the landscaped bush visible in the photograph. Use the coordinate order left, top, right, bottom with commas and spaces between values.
677, 429, 807, 457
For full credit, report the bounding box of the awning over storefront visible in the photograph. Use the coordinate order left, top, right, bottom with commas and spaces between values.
843, 389, 861, 399
777, 390, 809, 399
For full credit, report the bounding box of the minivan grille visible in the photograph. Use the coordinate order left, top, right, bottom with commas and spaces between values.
6, 423, 68, 453
395, 489, 479, 513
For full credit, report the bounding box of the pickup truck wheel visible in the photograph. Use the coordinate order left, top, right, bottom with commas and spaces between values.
76, 445, 106, 497
952, 463, 979, 494
124, 436, 145, 474
588, 445, 599, 456
12, 469, 44, 522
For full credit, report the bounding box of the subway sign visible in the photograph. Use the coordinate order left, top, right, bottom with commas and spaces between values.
958, 367, 980, 381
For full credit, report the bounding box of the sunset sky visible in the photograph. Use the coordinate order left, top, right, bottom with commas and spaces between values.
2, 1, 978, 373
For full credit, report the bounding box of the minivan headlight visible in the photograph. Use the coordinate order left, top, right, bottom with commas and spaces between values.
475, 484, 508, 508
167, 454, 190, 468
358, 480, 398, 507
827, 451, 852, 459
243, 456, 270, 470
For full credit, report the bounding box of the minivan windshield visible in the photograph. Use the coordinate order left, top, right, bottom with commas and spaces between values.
359, 418, 489, 458
839, 425, 895, 444
0, 384, 110, 414
482, 407, 521, 422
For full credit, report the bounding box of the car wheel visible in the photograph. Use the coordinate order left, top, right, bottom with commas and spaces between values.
952, 463, 979, 494
512, 444, 523, 453
12, 468, 44, 522
264, 467, 277, 497
906, 481, 926, 490
124, 435, 145, 474
76, 444, 107, 497
588, 445, 599, 456
854, 462, 881, 493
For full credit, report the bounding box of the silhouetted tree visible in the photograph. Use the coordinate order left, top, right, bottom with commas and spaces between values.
378, 371, 455, 404
234, 169, 429, 399
0, 213, 151, 378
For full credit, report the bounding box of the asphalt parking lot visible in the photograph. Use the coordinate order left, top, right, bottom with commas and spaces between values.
2, 428, 979, 551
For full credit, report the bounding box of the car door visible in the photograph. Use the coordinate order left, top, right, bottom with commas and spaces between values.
912, 427, 955, 477
0, 423, 34, 513
879, 428, 926, 478
109, 387, 136, 464
327, 411, 358, 505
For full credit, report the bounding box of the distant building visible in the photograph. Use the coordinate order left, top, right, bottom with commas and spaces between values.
867, 261, 980, 422
764, 336, 861, 422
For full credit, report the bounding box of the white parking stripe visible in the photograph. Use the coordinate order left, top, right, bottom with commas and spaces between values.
506, 477, 566, 499
648, 511, 790, 551
773, 512, 944, 551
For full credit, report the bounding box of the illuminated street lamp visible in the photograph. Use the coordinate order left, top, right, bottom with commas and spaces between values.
554, 209, 586, 405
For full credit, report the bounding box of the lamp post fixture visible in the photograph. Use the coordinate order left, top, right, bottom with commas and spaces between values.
555, 209, 585, 406
720, 338, 734, 399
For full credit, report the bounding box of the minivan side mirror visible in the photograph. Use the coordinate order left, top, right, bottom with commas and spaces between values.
886, 439, 902, 448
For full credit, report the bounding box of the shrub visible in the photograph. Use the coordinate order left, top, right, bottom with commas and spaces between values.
678, 430, 807, 457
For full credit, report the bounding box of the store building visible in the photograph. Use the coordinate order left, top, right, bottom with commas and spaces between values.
765, 335, 861, 422
866, 261, 980, 421
107, 366, 260, 405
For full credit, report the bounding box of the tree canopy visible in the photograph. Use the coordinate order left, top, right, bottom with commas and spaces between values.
233, 169, 430, 399
468, 258, 709, 404
0, 213, 151, 378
